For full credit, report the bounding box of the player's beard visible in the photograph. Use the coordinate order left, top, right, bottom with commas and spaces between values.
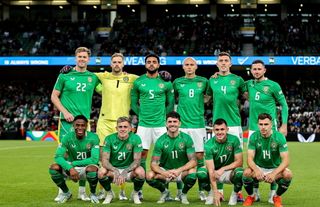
146, 68, 158, 74
254, 74, 264, 81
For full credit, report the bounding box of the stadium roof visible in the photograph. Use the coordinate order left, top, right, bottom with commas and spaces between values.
1, 0, 320, 6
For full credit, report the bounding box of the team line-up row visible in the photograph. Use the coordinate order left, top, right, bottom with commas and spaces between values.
49, 47, 290, 206
49, 112, 292, 206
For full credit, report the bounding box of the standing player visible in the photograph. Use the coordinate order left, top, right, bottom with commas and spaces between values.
206, 52, 246, 142
95, 53, 138, 200
242, 113, 293, 207
51, 47, 99, 201
146, 111, 197, 204
200, 118, 245, 206
130, 54, 175, 180
48, 115, 100, 204
173, 57, 208, 201
206, 52, 245, 200
246, 60, 289, 202
95, 53, 138, 145
98, 117, 145, 204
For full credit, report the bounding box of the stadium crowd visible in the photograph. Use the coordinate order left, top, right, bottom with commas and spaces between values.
1, 79, 319, 137
1, 15, 320, 56
253, 17, 320, 55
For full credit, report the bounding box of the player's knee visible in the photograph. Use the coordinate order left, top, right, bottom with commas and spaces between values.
197, 167, 208, 181
196, 152, 204, 160
232, 167, 244, 182
86, 165, 98, 172
134, 166, 145, 179
283, 169, 293, 180
186, 172, 197, 183
49, 163, 61, 171
141, 150, 148, 158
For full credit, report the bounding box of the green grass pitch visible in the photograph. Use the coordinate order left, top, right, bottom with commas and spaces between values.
0, 140, 319, 206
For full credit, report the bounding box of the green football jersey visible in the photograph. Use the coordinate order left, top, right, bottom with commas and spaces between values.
248, 131, 288, 169
206, 74, 245, 126
131, 74, 174, 127
103, 132, 143, 169
55, 131, 100, 171
152, 131, 195, 170
53, 69, 99, 119
173, 76, 208, 128
246, 79, 288, 131
204, 134, 242, 170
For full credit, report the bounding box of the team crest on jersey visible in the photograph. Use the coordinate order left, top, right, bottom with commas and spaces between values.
179, 142, 185, 149
230, 80, 236, 85
263, 86, 269, 93
197, 82, 203, 88
271, 142, 277, 149
88, 77, 92, 82
123, 77, 129, 82
126, 144, 133, 151
159, 83, 164, 88
226, 145, 233, 151
86, 143, 92, 150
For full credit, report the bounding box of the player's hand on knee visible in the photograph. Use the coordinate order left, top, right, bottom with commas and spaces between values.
60, 65, 73, 74
98, 167, 107, 179
69, 168, 80, 182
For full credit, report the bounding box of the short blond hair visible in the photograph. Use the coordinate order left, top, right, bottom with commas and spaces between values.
111, 53, 124, 61
75, 47, 91, 56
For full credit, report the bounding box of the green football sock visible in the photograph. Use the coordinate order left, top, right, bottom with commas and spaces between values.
242, 176, 254, 195
133, 177, 145, 191
86, 172, 98, 194
146, 179, 166, 192
231, 167, 243, 193
182, 173, 197, 194
271, 182, 277, 190
276, 178, 291, 196
99, 176, 112, 191
49, 169, 69, 193
177, 181, 184, 190
253, 179, 259, 188
197, 167, 210, 192
217, 183, 223, 191
79, 179, 86, 187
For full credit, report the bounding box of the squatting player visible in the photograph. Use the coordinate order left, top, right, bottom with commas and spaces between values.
173, 57, 208, 201
48, 115, 100, 204
51, 47, 99, 201
242, 113, 292, 207
146, 111, 197, 204
98, 117, 145, 204
200, 118, 247, 206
